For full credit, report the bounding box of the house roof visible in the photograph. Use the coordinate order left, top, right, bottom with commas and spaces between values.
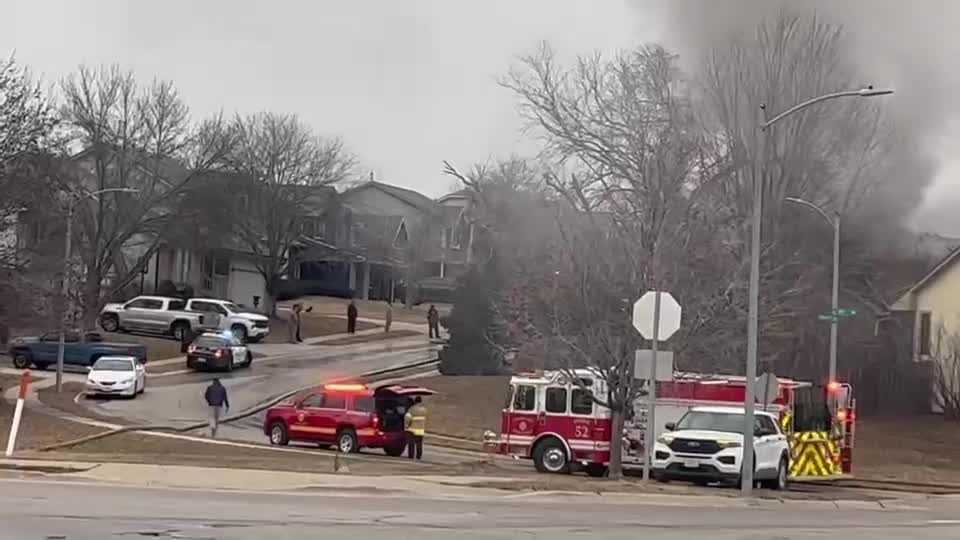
342, 181, 436, 213
891, 246, 960, 310
437, 188, 470, 203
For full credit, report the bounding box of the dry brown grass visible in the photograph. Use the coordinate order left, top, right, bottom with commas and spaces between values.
415, 374, 510, 441
262, 314, 377, 343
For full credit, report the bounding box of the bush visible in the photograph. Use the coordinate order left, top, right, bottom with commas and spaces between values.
438, 259, 506, 375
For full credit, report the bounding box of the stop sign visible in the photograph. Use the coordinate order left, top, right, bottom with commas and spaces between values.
632, 291, 682, 341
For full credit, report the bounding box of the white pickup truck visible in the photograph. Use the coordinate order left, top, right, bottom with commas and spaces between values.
100, 296, 270, 342
182, 298, 270, 342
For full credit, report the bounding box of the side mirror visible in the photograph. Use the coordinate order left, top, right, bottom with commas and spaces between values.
664, 422, 676, 431
754, 427, 765, 437
85, 366, 92, 372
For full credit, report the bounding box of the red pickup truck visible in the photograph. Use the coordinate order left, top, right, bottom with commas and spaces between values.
264, 383, 435, 455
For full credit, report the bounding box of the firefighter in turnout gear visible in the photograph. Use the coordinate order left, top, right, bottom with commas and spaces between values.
404, 396, 427, 460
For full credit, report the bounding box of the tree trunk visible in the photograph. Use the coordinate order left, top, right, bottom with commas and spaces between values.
607, 406, 626, 480
80, 273, 102, 332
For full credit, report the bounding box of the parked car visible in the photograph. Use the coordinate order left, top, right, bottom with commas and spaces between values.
85, 356, 146, 398
263, 383, 435, 455
183, 298, 270, 343
99, 296, 210, 340
652, 406, 790, 490
8, 331, 148, 370
186, 332, 253, 372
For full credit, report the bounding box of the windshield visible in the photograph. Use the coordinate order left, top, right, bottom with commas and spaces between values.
675, 411, 745, 434
222, 302, 241, 312
92, 358, 134, 371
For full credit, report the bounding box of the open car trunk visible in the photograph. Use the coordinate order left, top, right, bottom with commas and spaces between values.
373, 384, 436, 433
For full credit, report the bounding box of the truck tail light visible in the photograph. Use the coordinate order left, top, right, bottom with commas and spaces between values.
372, 414, 380, 429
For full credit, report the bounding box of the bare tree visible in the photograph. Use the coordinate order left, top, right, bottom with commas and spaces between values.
932, 325, 960, 419
58, 65, 233, 325
699, 13, 902, 375
0, 54, 59, 335
501, 44, 726, 478
223, 112, 354, 315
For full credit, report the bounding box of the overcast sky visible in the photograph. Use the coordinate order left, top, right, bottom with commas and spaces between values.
3, 0, 648, 194
5, 1, 959, 234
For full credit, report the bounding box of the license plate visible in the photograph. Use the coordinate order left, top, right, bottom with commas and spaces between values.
682, 459, 699, 468
195, 358, 206, 364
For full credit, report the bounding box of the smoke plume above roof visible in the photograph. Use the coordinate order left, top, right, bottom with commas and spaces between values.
634, 0, 960, 234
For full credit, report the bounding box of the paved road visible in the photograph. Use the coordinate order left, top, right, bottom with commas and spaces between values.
68, 333, 493, 466
3, 475, 960, 539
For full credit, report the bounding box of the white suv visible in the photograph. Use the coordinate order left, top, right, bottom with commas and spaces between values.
652, 406, 790, 490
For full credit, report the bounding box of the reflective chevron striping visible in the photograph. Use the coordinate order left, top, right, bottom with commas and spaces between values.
789, 431, 840, 478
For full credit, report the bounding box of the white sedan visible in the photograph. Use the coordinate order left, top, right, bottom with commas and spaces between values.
85, 356, 146, 398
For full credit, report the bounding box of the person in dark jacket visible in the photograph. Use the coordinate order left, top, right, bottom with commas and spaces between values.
427, 305, 440, 339
347, 300, 358, 334
204, 378, 230, 438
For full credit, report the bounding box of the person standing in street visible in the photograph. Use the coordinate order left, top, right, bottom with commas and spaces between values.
347, 300, 358, 334
427, 304, 440, 339
404, 396, 427, 460
384, 301, 393, 333
286, 304, 301, 343
204, 378, 229, 438
293, 303, 304, 343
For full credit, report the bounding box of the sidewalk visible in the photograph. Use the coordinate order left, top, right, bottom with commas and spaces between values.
0, 457, 538, 501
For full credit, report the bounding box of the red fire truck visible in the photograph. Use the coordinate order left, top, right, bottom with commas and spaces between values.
483, 369, 855, 479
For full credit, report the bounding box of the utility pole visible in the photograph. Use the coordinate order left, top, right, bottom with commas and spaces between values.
741, 106, 765, 497
54, 187, 139, 392
784, 196, 843, 398
829, 212, 840, 388
55, 198, 74, 393
742, 87, 892, 496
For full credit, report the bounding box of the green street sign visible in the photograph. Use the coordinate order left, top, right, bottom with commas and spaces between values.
818, 314, 837, 321
835, 308, 857, 317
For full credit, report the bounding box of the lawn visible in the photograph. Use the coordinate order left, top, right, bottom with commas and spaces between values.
854, 415, 960, 483
415, 374, 509, 441
0, 375, 107, 451
317, 329, 421, 346
291, 296, 448, 325
262, 314, 377, 343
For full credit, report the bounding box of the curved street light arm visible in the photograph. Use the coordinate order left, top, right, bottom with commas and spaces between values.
761, 88, 894, 130
784, 196, 834, 226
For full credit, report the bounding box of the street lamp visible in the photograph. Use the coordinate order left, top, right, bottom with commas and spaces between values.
55, 187, 140, 393
741, 87, 893, 496
784, 196, 841, 391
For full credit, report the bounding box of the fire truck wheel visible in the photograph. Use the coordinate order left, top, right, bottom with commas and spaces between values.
585, 463, 608, 478
533, 438, 570, 474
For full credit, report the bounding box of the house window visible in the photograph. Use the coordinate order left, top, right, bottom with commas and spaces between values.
919, 312, 932, 357
351, 222, 366, 247
451, 213, 467, 250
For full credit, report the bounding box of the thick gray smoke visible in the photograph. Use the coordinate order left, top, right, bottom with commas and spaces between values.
633, 0, 960, 235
